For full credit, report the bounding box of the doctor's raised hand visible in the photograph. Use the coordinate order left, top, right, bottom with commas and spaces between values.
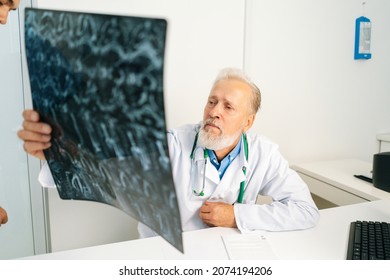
17, 109, 52, 160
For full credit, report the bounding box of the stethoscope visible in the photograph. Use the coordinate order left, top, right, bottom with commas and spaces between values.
189, 132, 249, 203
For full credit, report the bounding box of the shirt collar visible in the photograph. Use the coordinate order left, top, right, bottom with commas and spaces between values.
207, 137, 242, 178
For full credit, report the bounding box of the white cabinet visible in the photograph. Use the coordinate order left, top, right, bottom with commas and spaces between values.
292, 159, 390, 208
297, 173, 367, 207
377, 133, 390, 153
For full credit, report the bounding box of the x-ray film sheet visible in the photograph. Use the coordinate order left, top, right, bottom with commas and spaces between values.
25, 8, 183, 252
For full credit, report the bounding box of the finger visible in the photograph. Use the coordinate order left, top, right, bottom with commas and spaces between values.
22, 120, 52, 135
199, 207, 210, 222
30, 151, 46, 161
199, 204, 212, 214
23, 141, 51, 160
25, 149, 46, 161
0, 213, 8, 225
199, 212, 214, 226
199, 206, 216, 222
17, 129, 51, 143
203, 201, 222, 208
23, 141, 51, 152
202, 220, 215, 227
22, 109, 40, 122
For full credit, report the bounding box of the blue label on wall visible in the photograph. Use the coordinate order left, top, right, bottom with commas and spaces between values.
354, 16, 372, 60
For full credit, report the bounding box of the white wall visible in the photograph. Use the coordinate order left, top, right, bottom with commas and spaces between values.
245, 0, 390, 164
36, 0, 245, 129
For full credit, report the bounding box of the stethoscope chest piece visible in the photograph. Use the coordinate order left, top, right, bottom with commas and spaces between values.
193, 190, 204, 196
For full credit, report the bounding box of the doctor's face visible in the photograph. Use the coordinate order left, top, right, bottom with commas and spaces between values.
0, 0, 19, 25
200, 79, 255, 151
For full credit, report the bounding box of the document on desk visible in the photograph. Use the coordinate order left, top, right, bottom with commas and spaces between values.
25, 8, 183, 252
222, 233, 279, 260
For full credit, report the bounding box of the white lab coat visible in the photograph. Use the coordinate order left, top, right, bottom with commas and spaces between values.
150, 124, 320, 235
39, 123, 320, 237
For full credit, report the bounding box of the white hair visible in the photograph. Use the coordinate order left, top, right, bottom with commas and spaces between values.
212, 67, 261, 114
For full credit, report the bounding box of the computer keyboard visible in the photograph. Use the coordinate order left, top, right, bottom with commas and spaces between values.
347, 221, 390, 260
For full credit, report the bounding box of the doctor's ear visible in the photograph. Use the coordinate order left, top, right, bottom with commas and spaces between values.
243, 114, 256, 133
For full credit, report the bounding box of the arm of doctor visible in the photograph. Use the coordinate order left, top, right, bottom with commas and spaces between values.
199, 201, 237, 228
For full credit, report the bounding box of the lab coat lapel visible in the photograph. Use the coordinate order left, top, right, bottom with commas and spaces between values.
204, 158, 220, 184
209, 138, 250, 202
193, 146, 220, 185
208, 159, 242, 203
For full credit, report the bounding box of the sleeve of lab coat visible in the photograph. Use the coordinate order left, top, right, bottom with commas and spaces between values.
234, 148, 320, 232
38, 162, 56, 188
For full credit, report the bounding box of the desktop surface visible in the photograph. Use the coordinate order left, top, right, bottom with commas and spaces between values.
267, 199, 390, 259
21, 199, 390, 260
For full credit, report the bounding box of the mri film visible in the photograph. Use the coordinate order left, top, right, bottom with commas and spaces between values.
25, 8, 183, 252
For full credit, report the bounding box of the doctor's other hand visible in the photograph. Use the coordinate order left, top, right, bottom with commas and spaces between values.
199, 201, 237, 228
17, 109, 52, 161
0, 207, 8, 225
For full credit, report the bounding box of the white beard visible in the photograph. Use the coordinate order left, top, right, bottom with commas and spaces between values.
198, 120, 242, 151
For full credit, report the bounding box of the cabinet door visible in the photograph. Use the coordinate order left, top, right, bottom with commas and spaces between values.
0, 0, 47, 259
297, 173, 368, 206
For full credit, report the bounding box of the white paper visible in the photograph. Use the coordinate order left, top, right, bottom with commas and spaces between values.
222, 233, 279, 260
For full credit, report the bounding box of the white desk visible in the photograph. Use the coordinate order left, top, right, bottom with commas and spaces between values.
22, 199, 390, 260
292, 159, 390, 206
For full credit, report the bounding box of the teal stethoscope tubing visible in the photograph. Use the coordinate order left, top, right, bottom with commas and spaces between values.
189, 132, 248, 203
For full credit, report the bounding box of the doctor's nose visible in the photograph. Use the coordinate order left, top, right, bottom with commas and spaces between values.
208, 105, 222, 119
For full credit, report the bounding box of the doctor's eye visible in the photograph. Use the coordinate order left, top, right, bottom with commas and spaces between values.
207, 100, 217, 106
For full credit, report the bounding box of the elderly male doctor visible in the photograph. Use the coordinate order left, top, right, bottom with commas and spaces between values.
18, 68, 319, 237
